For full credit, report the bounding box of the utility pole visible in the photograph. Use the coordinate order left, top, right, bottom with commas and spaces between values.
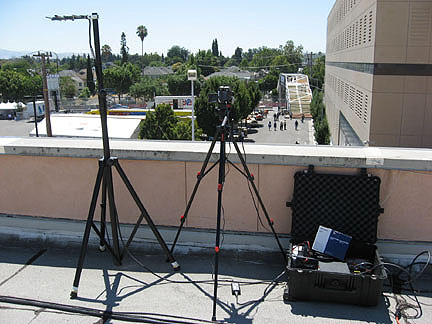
34, 51, 53, 137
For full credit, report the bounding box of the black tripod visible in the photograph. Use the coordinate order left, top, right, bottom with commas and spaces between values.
169, 112, 287, 321
51, 13, 180, 299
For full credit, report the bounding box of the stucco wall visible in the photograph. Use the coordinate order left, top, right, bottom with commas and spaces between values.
1, 138, 432, 242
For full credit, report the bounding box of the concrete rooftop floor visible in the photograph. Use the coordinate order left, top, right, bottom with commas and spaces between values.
0, 241, 431, 324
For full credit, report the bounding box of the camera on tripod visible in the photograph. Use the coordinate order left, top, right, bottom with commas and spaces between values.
209, 86, 234, 116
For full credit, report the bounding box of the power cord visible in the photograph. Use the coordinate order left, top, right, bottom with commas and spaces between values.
240, 139, 271, 233
116, 221, 280, 286
386, 251, 431, 323
233, 269, 287, 306
0, 295, 215, 324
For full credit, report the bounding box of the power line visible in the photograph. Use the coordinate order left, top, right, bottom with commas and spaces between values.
197, 63, 306, 70
229, 53, 307, 61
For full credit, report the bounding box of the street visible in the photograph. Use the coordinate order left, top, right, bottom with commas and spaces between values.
0, 119, 36, 137
246, 114, 315, 145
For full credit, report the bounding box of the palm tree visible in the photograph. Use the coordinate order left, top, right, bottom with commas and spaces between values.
136, 25, 148, 57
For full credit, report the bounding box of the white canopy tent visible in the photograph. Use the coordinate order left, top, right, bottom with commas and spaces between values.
0, 102, 24, 119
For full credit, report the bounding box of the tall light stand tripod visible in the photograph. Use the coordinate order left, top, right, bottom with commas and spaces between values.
169, 103, 287, 321
48, 13, 179, 299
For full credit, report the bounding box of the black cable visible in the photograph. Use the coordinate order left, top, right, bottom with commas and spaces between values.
221, 138, 231, 248
87, 18, 95, 59
0, 295, 214, 324
116, 221, 277, 286
383, 251, 431, 323
240, 139, 271, 232
404, 251, 431, 285
221, 204, 226, 248
235, 269, 287, 306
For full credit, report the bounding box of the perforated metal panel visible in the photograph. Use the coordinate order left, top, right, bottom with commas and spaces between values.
288, 167, 383, 243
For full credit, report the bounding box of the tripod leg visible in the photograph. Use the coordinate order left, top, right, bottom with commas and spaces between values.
106, 162, 122, 265
112, 159, 179, 270
70, 160, 104, 299
99, 168, 107, 252
170, 135, 219, 254
212, 131, 226, 322
231, 138, 287, 264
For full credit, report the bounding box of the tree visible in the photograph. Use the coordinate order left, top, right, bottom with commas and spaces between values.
23, 73, 43, 99
280, 40, 304, 68
195, 50, 218, 76
60, 76, 77, 98
0, 69, 42, 102
212, 39, 219, 57
70, 54, 76, 70
101, 44, 112, 62
120, 32, 129, 65
103, 63, 140, 101
258, 69, 279, 92
173, 120, 202, 140
249, 47, 281, 68
78, 87, 91, 98
166, 45, 189, 65
86, 55, 95, 95
239, 58, 249, 69
233, 47, 243, 61
165, 63, 201, 96
129, 77, 168, 100
136, 25, 148, 57
271, 55, 293, 73
1, 58, 32, 74
304, 54, 325, 91
166, 74, 189, 95
310, 89, 330, 144
139, 103, 178, 139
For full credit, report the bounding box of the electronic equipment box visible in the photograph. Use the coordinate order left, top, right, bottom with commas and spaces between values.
285, 166, 387, 306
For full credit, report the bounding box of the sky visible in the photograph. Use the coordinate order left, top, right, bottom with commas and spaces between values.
0, 0, 335, 57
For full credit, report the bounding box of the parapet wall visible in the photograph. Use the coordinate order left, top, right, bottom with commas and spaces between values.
1, 137, 431, 242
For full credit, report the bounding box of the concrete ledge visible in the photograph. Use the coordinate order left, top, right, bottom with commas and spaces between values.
2, 137, 432, 170
1, 214, 430, 267
0, 214, 289, 261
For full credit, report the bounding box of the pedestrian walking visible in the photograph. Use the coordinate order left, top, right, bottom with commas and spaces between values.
268, 120, 271, 131
274, 121, 277, 131
284, 120, 287, 130
301, 113, 305, 123
295, 120, 298, 131
289, 112, 293, 120
280, 121, 283, 131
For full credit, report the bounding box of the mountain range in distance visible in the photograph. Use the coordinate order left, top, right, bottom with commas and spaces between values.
0, 48, 89, 60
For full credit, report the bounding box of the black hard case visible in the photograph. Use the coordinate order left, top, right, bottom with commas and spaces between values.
285, 166, 387, 306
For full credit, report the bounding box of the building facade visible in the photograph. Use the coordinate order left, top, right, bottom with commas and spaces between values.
325, 0, 432, 147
